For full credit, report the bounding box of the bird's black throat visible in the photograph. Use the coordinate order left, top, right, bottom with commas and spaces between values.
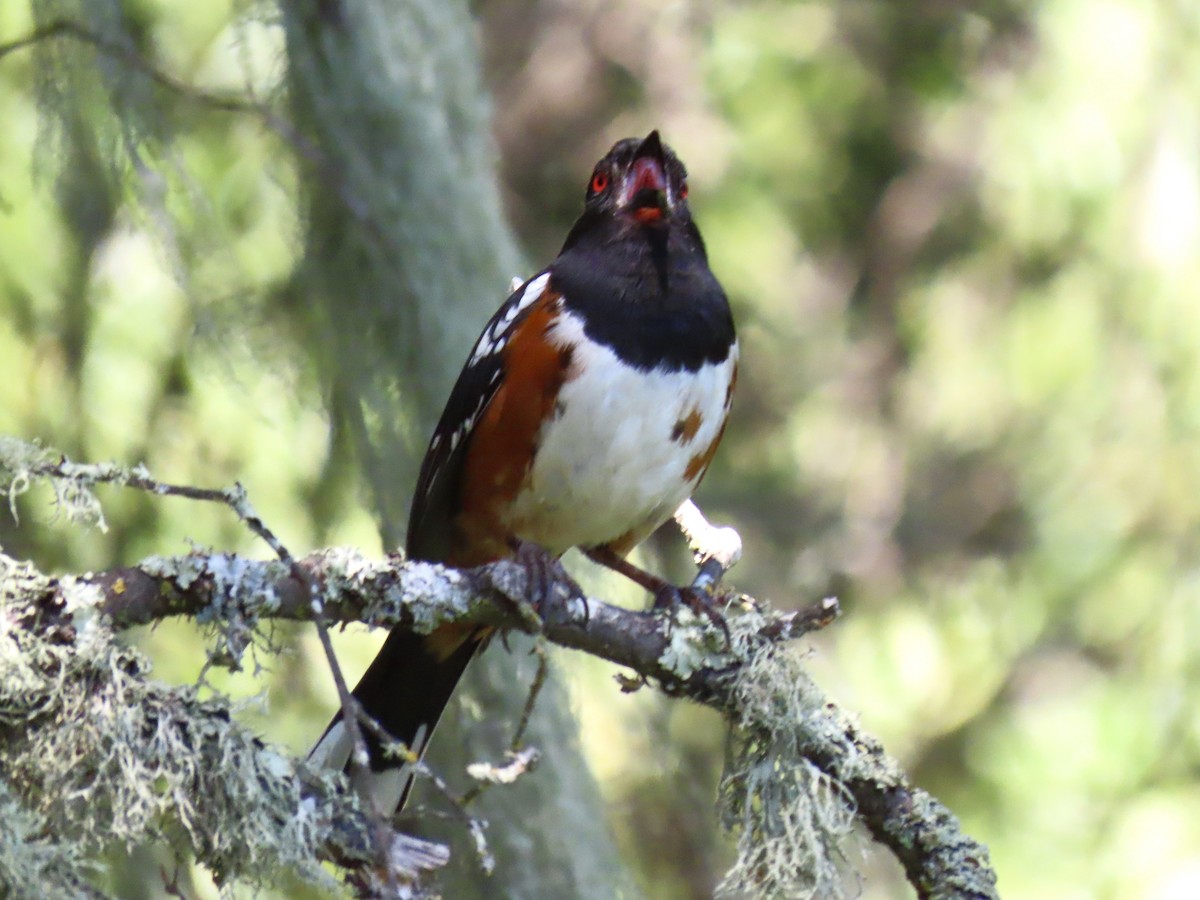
552, 215, 734, 373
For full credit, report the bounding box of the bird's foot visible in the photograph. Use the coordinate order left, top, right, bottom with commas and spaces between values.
508, 538, 587, 627
582, 544, 731, 645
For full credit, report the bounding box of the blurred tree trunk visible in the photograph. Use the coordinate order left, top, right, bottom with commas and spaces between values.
281, 1, 637, 896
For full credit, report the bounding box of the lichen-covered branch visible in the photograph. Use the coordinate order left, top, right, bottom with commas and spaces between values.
1, 438, 995, 898
2, 440, 439, 887
5, 543, 997, 898
0, 553, 446, 900
78, 547, 831, 693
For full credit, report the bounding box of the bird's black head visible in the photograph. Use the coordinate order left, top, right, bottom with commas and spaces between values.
582, 130, 689, 225
559, 131, 704, 259
551, 131, 730, 368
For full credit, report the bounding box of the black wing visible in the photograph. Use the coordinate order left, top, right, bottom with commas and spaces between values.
405, 271, 553, 562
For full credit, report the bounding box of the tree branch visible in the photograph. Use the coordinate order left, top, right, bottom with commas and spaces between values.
0, 552, 448, 899
2, 437, 996, 896
78, 549, 827, 690
46, 547, 996, 897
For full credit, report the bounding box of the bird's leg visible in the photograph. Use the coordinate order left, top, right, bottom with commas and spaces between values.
583, 545, 730, 644
582, 545, 671, 598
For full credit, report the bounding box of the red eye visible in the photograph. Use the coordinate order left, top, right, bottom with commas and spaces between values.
679, 182, 689, 200
590, 171, 609, 194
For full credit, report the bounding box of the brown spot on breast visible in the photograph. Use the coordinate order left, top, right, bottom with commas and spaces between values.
671, 407, 704, 444
684, 418, 728, 483
724, 359, 738, 410
452, 289, 572, 566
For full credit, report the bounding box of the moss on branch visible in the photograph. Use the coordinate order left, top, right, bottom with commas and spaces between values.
0, 438, 996, 898
1, 539, 996, 899
0, 552, 445, 898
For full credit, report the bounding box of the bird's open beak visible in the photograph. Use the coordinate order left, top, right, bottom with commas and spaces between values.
621, 131, 669, 223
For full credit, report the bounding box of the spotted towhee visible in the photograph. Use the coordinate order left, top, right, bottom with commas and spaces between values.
310, 131, 737, 815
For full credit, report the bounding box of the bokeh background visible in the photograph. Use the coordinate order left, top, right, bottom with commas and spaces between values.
3, 0, 1200, 897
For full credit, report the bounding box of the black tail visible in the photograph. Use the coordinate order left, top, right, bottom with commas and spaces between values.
309, 624, 485, 814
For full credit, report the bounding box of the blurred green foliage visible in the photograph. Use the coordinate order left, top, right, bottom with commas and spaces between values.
3, 0, 1200, 897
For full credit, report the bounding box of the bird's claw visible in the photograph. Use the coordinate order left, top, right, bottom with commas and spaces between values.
508, 539, 588, 627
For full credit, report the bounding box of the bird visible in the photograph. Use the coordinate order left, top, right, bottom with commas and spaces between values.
310, 130, 738, 816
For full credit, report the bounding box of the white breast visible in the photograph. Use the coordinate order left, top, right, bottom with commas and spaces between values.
504, 308, 737, 554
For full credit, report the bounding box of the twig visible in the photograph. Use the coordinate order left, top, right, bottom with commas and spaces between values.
759, 596, 841, 640
457, 641, 549, 808
353, 713, 494, 875
510, 642, 549, 751
19, 454, 402, 891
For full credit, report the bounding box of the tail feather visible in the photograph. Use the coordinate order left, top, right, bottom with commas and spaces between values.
310, 625, 485, 815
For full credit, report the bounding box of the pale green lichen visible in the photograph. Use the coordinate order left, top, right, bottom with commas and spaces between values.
0, 779, 101, 900
650, 597, 858, 897
716, 612, 856, 899
140, 553, 212, 590
0, 436, 109, 531
140, 553, 286, 672
397, 560, 472, 634
0, 550, 360, 896
323, 547, 481, 636
658, 606, 733, 679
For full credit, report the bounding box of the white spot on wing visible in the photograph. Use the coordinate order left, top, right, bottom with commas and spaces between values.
470, 272, 551, 365
516, 272, 550, 313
